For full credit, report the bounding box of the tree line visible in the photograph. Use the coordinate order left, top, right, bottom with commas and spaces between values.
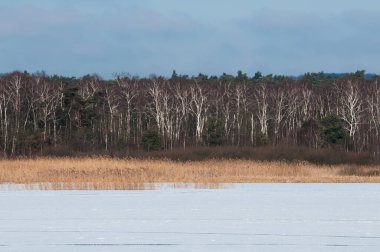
0, 70, 379, 156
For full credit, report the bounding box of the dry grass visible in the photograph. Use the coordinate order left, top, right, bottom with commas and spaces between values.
0, 157, 380, 189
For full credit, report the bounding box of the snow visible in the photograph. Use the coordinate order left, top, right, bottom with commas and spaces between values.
1, 184, 380, 251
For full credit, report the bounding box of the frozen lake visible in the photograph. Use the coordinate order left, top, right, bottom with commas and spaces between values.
1, 184, 380, 251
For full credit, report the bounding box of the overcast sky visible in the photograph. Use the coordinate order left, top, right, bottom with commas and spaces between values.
1, 0, 379, 78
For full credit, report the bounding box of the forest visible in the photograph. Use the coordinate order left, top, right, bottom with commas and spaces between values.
0, 70, 378, 158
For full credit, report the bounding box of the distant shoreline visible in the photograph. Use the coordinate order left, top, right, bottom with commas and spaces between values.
1, 157, 379, 190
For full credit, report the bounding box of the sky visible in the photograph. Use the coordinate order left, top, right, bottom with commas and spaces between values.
1, 0, 380, 79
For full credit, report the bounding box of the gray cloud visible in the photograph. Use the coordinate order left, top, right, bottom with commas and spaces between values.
1, 2, 380, 77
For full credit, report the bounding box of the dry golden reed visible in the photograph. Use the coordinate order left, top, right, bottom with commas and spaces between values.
0, 157, 379, 189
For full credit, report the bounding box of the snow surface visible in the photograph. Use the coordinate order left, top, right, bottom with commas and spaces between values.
1, 183, 380, 252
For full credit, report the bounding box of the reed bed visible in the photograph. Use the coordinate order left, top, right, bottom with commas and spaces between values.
0, 157, 379, 189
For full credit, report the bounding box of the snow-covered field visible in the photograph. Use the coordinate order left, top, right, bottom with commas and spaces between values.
1, 184, 380, 252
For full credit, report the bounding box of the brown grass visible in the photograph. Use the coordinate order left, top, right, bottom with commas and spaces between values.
0, 157, 380, 189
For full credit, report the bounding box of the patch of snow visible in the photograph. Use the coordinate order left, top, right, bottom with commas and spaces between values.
0, 184, 380, 251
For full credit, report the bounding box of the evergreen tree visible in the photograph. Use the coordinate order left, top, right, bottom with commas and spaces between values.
141, 129, 161, 151
203, 118, 224, 146
317, 115, 348, 147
